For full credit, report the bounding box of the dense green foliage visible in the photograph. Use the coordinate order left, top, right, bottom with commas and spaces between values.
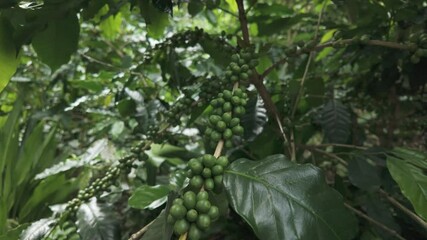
0, 0, 426, 240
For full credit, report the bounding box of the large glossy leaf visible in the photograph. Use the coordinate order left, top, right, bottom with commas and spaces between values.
0, 17, 19, 93
128, 185, 170, 210
32, 14, 80, 70
224, 154, 358, 240
319, 100, 352, 144
387, 148, 427, 220
76, 199, 120, 240
20, 218, 55, 240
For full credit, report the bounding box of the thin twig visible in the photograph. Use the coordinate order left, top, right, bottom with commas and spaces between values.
345, 203, 407, 240
290, 0, 327, 119
234, 0, 292, 158
128, 219, 156, 240
218, 6, 239, 17
308, 143, 368, 150
302, 146, 348, 166
379, 189, 427, 231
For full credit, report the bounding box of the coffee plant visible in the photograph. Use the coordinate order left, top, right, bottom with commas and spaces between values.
0, 0, 426, 240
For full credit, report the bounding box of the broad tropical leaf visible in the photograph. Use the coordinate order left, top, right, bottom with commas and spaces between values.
32, 14, 80, 70
319, 100, 352, 144
223, 154, 358, 240
76, 199, 120, 240
387, 148, 427, 220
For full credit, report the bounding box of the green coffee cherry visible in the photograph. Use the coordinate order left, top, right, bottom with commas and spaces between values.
212, 165, 224, 176
174, 219, 190, 235
186, 209, 198, 222
208, 206, 220, 220
183, 191, 197, 209
188, 224, 202, 240
197, 191, 209, 201
196, 214, 211, 230
190, 176, 204, 189
196, 200, 211, 213
170, 204, 187, 219
204, 178, 215, 191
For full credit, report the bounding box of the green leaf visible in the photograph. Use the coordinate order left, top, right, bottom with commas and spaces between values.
188, 0, 204, 16
128, 185, 170, 210
76, 199, 120, 240
98, 5, 123, 40
139, 0, 169, 38
387, 148, 427, 220
20, 218, 55, 240
141, 210, 173, 240
348, 156, 381, 191
0, 17, 19, 93
224, 154, 358, 240
32, 14, 80, 70
319, 100, 352, 144
0, 224, 29, 240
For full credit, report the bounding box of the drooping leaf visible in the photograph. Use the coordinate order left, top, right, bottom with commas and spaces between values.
347, 156, 381, 191
169, 169, 188, 191
128, 185, 170, 210
241, 94, 268, 141
319, 100, 352, 144
188, 0, 204, 16
76, 199, 120, 240
32, 13, 80, 70
145, 143, 198, 167
224, 154, 358, 240
20, 218, 55, 240
0, 17, 19, 93
387, 148, 427, 220
139, 0, 169, 38
0, 223, 29, 240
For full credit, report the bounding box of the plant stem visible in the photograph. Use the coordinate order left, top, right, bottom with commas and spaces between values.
236, 0, 250, 46
214, 140, 224, 158
235, 0, 292, 158
345, 203, 407, 240
308, 143, 368, 150
179, 232, 188, 240
379, 189, 427, 231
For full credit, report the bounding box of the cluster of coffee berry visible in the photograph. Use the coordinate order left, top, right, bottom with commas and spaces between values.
408, 33, 427, 63
199, 76, 228, 103
205, 89, 248, 148
143, 27, 233, 64
65, 153, 147, 215
165, 95, 194, 126
187, 154, 229, 192
168, 154, 229, 239
167, 191, 219, 240
224, 49, 259, 84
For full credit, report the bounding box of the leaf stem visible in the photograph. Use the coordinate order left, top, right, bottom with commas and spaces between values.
128, 219, 155, 240
379, 189, 427, 231
179, 232, 188, 240
344, 203, 407, 240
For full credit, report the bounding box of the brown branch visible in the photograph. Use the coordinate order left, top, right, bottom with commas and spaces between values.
345, 203, 407, 240
236, 0, 250, 46
379, 189, 427, 231
262, 39, 414, 79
